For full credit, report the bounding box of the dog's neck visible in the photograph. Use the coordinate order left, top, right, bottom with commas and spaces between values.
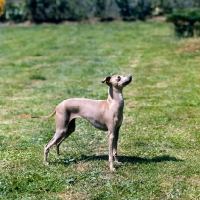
108, 86, 124, 107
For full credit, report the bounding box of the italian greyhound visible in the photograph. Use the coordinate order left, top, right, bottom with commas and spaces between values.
32, 75, 132, 171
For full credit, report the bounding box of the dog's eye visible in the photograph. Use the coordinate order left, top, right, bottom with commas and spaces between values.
117, 76, 121, 81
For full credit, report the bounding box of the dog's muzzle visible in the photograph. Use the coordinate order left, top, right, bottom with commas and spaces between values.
123, 76, 132, 86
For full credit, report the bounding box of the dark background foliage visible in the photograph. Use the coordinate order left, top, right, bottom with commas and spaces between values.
1, 0, 200, 23
1, 0, 200, 37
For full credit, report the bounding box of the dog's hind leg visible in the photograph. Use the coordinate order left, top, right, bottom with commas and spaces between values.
44, 129, 67, 165
44, 110, 69, 165
56, 118, 76, 156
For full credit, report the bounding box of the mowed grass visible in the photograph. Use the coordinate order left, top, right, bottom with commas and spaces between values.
0, 21, 200, 199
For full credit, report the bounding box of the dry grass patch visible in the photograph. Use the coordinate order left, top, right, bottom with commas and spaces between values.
175, 38, 200, 53
188, 175, 200, 187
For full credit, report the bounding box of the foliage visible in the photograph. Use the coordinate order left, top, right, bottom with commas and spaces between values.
2, 0, 200, 23
116, 0, 152, 21
151, 0, 200, 15
167, 8, 200, 37
0, 0, 27, 22
27, 0, 153, 23
151, 0, 175, 14
0, 0, 5, 17
26, 0, 96, 23
1, 22, 200, 199
95, 0, 120, 21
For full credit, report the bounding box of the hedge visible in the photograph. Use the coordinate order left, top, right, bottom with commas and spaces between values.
0, 0, 152, 23
167, 8, 200, 37
1, 0, 200, 24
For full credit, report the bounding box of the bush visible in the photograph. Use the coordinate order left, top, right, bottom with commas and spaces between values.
0, 0, 5, 17
26, 0, 96, 23
151, 0, 175, 15
0, 0, 27, 23
1, 0, 152, 23
2, 0, 200, 24
116, 0, 152, 21
95, 0, 120, 21
167, 8, 200, 37
26, 0, 153, 23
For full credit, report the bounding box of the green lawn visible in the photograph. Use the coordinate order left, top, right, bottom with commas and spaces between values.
0, 21, 200, 199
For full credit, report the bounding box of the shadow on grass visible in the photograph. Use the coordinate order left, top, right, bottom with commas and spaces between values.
79, 154, 183, 164
52, 154, 182, 166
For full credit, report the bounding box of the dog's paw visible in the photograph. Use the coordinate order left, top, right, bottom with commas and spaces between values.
44, 162, 49, 166
110, 167, 116, 171
110, 166, 116, 171
114, 161, 122, 165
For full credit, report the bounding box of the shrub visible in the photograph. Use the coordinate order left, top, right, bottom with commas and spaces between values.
116, 0, 152, 21
2, 0, 200, 24
95, 0, 120, 21
0, 0, 27, 23
26, 0, 96, 23
26, 0, 70, 23
0, 0, 5, 17
1, 0, 152, 23
151, 0, 175, 15
167, 8, 200, 37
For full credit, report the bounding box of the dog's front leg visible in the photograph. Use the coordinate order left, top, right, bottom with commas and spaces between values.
108, 131, 115, 171
113, 126, 122, 164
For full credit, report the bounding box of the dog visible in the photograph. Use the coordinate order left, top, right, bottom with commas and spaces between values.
32, 75, 132, 171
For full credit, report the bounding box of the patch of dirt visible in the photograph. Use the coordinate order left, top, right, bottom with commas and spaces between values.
0, 17, 167, 27
188, 175, 200, 187
130, 59, 140, 68
15, 114, 31, 119
55, 192, 79, 200
76, 162, 89, 172
147, 16, 166, 22
31, 79, 44, 85
0, 21, 33, 27
152, 67, 162, 71
175, 38, 200, 53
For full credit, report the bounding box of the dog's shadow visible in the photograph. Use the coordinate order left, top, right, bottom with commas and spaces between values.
55, 154, 182, 166
79, 154, 182, 164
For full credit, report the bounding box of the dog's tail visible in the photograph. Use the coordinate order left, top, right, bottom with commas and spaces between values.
31, 110, 56, 119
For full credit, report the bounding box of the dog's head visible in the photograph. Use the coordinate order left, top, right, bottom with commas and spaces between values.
102, 75, 132, 89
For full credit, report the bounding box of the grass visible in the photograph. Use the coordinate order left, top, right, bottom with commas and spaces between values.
0, 21, 200, 199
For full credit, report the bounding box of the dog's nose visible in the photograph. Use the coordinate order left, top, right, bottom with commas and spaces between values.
129, 76, 132, 80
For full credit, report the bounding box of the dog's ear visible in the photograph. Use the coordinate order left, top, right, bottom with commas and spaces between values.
102, 76, 111, 84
